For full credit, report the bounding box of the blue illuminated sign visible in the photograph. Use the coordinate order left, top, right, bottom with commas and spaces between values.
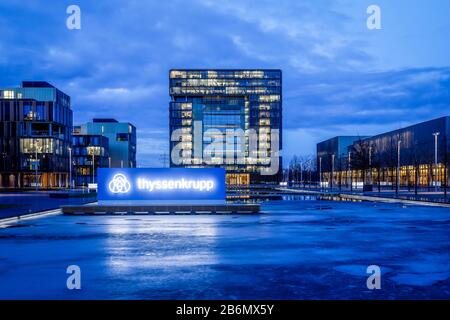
97, 168, 226, 203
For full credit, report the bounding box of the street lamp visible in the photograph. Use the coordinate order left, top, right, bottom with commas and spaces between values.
348, 151, 352, 192
319, 156, 322, 189
87, 146, 96, 184
68, 146, 72, 189
433, 132, 440, 192
331, 154, 335, 190
369, 146, 372, 186
92, 153, 95, 183
396, 140, 401, 195
34, 138, 38, 192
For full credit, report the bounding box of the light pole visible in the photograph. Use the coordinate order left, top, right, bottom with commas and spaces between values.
331, 154, 335, 191
34, 139, 38, 192
433, 132, 440, 192
300, 162, 303, 187
369, 146, 372, 186
397, 140, 401, 195
68, 147, 72, 189
87, 146, 95, 184
108, 156, 111, 168
92, 153, 95, 183
348, 151, 352, 192
319, 156, 322, 189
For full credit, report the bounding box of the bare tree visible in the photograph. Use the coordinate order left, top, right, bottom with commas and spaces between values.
349, 138, 371, 187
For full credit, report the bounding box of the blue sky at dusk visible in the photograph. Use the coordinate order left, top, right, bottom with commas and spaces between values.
1, 0, 449, 166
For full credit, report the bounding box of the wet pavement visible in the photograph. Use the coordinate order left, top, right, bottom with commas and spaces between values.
0, 198, 449, 299
0, 192, 95, 219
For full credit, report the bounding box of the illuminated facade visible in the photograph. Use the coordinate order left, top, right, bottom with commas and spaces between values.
78, 118, 136, 169
71, 133, 109, 187
317, 117, 450, 190
0, 81, 72, 189
169, 69, 282, 185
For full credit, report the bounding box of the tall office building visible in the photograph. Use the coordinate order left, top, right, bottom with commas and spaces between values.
169, 69, 282, 185
79, 118, 136, 168
0, 81, 72, 189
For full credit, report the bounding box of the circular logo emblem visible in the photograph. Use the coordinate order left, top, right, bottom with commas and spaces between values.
108, 173, 131, 194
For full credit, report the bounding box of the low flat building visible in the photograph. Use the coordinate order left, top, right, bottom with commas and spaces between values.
317, 136, 369, 187
317, 116, 450, 189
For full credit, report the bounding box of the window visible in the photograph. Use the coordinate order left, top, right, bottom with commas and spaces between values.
116, 133, 129, 141
20, 138, 54, 154
2, 90, 15, 99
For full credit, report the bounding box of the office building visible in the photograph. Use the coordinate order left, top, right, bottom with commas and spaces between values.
0, 81, 72, 189
169, 69, 282, 185
317, 117, 450, 189
71, 132, 109, 187
78, 118, 136, 169
317, 136, 369, 187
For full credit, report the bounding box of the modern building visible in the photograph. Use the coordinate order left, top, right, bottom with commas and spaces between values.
0, 81, 72, 189
317, 136, 369, 187
169, 69, 282, 185
71, 132, 109, 187
78, 119, 136, 169
317, 116, 450, 189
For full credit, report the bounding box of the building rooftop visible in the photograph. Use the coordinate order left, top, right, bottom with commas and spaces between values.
93, 118, 118, 123
21, 81, 55, 88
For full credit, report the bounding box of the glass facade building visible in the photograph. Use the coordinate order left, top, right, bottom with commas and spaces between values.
71, 133, 109, 187
317, 136, 369, 187
317, 116, 450, 190
0, 82, 72, 189
79, 119, 136, 169
169, 69, 282, 185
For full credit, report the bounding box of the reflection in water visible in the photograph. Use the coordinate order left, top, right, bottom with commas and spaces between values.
104, 216, 220, 275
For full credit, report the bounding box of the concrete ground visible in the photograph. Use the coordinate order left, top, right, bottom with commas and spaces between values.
0, 198, 449, 299
0, 191, 94, 219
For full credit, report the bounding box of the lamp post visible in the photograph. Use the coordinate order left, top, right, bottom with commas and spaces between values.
87, 146, 95, 184
319, 156, 322, 189
369, 146, 372, 186
300, 162, 303, 187
348, 151, 352, 192
396, 140, 401, 195
433, 132, 440, 192
34, 139, 38, 192
92, 153, 95, 183
331, 154, 335, 191
108, 156, 111, 168
68, 147, 72, 189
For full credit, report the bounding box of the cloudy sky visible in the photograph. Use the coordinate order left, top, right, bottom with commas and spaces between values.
1, 0, 449, 166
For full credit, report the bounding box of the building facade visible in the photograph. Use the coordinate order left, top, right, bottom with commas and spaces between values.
71, 133, 109, 187
0, 81, 72, 189
317, 136, 368, 184
79, 118, 136, 169
169, 69, 282, 185
317, 117, 450, 190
